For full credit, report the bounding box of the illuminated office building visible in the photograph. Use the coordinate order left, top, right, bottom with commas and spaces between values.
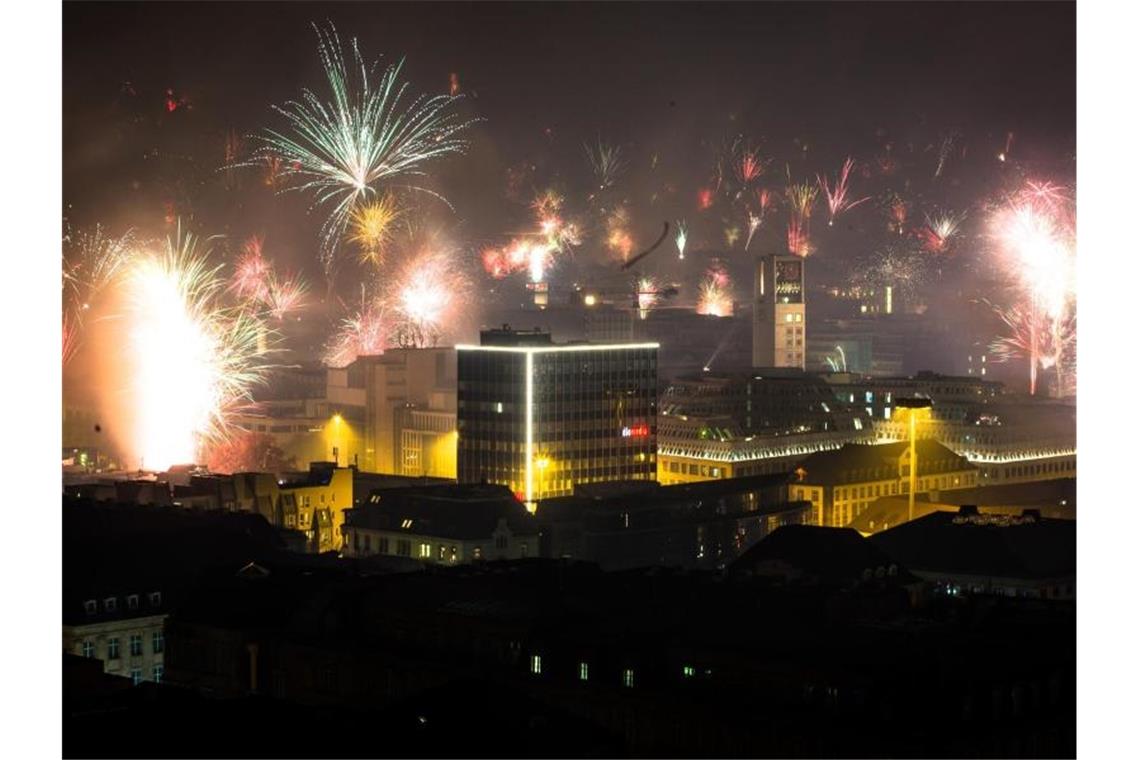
457, 327, 658, 509
753, 253, 806, 368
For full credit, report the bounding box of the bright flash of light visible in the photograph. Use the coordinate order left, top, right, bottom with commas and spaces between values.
391, 245, 470, 347
818, 157, 869, 225
252, 22, 476, 272
350, 194, 404, 267
124, 228, 272, 470
697, 263, 733, 317
636, 276, 660, 318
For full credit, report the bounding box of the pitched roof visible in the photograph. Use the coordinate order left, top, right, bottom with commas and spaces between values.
869, 509, 1075, 580
349, 484, 538, 540
729, 524, 914, 584
795, 440, 974, 486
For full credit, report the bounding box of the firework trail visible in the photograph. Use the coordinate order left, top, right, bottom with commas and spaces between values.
933, 129, 960, 179
696, 263, 733, 317
745, 211, 762, 251
62, 224, 135, 365
584, 138, 626, 191
122, 226, 273, 469
675, 220, 688, 260
390, 245, 470, 347
251, 23, 476, 272
917, 210, 966, 254
988, 300, 1050, 396
785, 180, 817, 256
733, 141, 769, 188
817, 157, 870, 225
349, 194, 404, 267
825, 345, 848, 373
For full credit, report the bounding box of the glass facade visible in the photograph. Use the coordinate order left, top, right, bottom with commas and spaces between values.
458, 342, 658, 504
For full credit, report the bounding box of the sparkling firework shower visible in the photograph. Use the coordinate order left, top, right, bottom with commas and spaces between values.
252, 22, 476, 272
62, 224, 135, 365
123, 228, 273, 470
350, 194, 404, 267
785, 181, 817, 257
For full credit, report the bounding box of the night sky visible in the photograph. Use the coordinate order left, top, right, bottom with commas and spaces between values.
62, 1, 1076, 376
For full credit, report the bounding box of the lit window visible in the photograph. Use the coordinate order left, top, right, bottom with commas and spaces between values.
81, 640, 94, 658
130, 634, 143, 657
579, 662, 589, 681
495, 402, 504, 414
107, 638, 120, 660
401, 518, 413, 529
682, 666, 695, 678
530, 655, 542, 675
418, 543, 431, 559
152, 665, 164, 683
784, 314, 793, 323
622, 668, 635, 688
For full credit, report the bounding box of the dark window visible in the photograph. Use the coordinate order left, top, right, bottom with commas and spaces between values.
107, 638, 120, 660
152, 631, 164, 654
130, 634, 143, 657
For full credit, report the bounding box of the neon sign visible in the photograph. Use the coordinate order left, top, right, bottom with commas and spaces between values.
622, 423, 650, 438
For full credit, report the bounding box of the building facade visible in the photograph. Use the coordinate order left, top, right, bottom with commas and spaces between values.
789, 440, 979, 527
457, 328, 658, 508
63, 593, 167, 686
233, 463, 353, 552
753, 253, 806, 369
343, 484, 539, 563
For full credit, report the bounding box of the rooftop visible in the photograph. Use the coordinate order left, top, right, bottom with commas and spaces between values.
795, 440, 974, 486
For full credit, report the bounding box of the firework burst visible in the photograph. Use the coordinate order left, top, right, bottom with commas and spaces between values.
785, 181, 817, 256
264, 271, 309, 321
349, 194, 404, 267
635, 276, 660, 319
697, 263, 733, 317
391, 244, 470, 347
229, 236, 272, 302
584, 138, 626, 191
818, 157, 869, 225
62, 224, 135, 364
252, 22, 476, 271
917, 210, 966, 254
325, 292, 388, 368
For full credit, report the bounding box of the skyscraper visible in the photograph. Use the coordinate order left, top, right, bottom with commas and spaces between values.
753, 253, 807, 368
457, 327, 658, 509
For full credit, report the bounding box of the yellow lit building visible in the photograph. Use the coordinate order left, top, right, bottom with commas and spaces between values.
789, 440, 978, 528
233, 463, 354, 552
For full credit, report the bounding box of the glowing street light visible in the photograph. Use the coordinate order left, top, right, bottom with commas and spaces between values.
895, 397, 933, 523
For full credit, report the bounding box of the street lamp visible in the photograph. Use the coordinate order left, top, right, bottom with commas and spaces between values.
895, 397, 933, 523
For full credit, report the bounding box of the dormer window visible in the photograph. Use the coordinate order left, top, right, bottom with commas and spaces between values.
84, 600, 97, 616
401, 518, 413, 529
148, 592, 162, 607
127, 594, 139, 610
103, 597, 117, 613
